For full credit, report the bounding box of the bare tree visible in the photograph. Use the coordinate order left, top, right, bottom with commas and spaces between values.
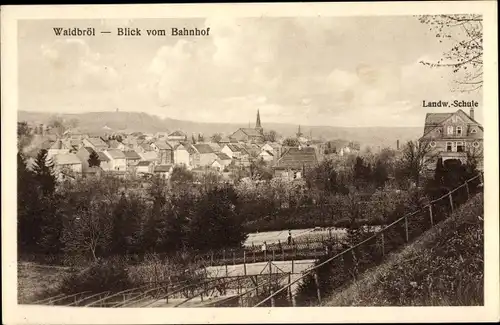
62, 199, 114, 261
398, 140, 434, 188
418, 14, 483, 92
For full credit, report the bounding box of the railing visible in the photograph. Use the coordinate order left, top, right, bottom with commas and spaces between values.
252, 172, 483, 307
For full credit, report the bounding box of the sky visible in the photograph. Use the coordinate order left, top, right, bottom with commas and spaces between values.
18, 16, 483, 127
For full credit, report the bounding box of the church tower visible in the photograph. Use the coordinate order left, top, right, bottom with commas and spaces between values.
255, 109, 263, 134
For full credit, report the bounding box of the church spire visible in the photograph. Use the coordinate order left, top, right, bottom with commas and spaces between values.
256, 109, 262, 129
255, 109, 263, 134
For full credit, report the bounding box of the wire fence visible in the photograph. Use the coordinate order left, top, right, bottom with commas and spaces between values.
252, 172, 484, 307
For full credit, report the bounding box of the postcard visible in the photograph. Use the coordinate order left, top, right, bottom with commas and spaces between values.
1, 2, 498, 324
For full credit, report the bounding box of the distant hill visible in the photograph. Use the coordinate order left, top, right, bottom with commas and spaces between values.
17, 110, 423, 149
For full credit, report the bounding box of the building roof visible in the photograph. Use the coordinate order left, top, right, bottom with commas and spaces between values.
49, 139, 71, 150
105, 149, 126, 159
216, 152, 231, 160
81, 146, 96, 155
139, 143, 153, 151
183, 143, 198, 155
123, 150, 141, 160
154, 141, 172, 150
87, 137, 108, 148
259, 150, 274, 156
136, 160, 152, 167
226, 144, 242, 152
154, 164, 173, 172
169, 130, 186, 137
97, 151, 110, 162
275, 147, 317, 170
239, 128, 264, 137
193, 143, 214, 154
53, 153, 82, 165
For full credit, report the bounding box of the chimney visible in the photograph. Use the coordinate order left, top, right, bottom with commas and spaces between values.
470, 107, 475, 120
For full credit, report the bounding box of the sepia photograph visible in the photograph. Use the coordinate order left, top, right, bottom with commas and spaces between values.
2, 2, 499, 324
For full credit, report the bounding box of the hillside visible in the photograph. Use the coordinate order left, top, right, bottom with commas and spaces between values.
323, 193, 484, 306
18, 110, 423, 149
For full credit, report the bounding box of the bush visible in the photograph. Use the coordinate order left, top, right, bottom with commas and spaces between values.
60, 258, 131, 295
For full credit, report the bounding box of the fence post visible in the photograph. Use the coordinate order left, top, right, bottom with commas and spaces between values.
243, 251, 247, 276
223, 249, 226, 264
314, 272, 322, 304
210, 251, 214, 267
465, 181, 470, 199
232, 251, 236, 266
253, 250, 256, 263
291, 258, 295, 273
288, 273, 293, 306
272, 248, 275, 261
281, 243, 285, 261
404, 216, 409, 242
449, 192, 454, 214
429, 205, 434, 226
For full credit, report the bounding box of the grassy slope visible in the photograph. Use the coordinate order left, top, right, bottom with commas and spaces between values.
324, 193, 484, 306
17, 262, 75, 303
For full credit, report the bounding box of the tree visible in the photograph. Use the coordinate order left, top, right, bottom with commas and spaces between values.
397, 140, 433, 188
191, 134, 197, 144
17, 121, 33, 150
197, 133, 205, 142
418, 14, 483, 92
282, 137, 299, 146
187, 185, 247, 252
32, 149, 56, 196
17, 152, 41, 254
88, 150, 101, 168
249, 159, 273, 181
170, 165, 194, 184
62, 199, 114, 261
48, 116, 67, 136
210, 133, 222, 143
372, 160, 389, 188
264, 130, 278, 142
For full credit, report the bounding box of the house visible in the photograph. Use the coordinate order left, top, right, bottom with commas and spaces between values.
75, 146, 100, 172
107, 139, 127, 151
83, 137, 109, 151
172, 143, 190, 166
210, 160, 223, 171
261, 142, 283, 160
52, 153, 83, 174
150, 141, 174, 164
123, 150, 142, 168
47, 139, 71, 158
215, 152, 232, 168
420, 108, 483, 170
229, 110, 265, 143
97, 151, 112, 171
192, 144, 218, 167
103, 149, 127, 171
221, 144, 243, 159
258, 150, 274, 162
135, 160, 154, 174
230, 128, 264, 143
168, 130, 187, 142
154, 164, 173, 179
273, 146, 318, 179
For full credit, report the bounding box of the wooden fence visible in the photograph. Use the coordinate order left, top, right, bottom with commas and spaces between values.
252, 173, 483, 307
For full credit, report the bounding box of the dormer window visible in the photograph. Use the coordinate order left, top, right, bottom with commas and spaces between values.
456, 126, 462, 136
471, 128, 477, 134
447, 126, 454, 135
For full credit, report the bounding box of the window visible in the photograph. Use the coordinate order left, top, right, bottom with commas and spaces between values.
446, 142, 453, 152
447, 126, 454, 135
471, 128, 477, 134
430, 141, 436, 147
456, 142, 465, 152
456, 126, 462, 136
473, 141, 480, 148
